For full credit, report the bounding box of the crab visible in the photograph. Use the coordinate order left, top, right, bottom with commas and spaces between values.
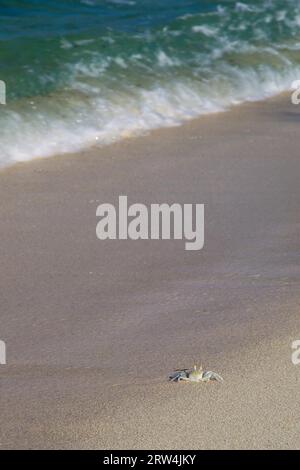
169, 364, 223, 383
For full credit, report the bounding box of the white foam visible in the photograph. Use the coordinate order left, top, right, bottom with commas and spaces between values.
235, 3, 256, 13
192, 25, 218, 36
0, 60, 299, 169
156, 50, 180, 67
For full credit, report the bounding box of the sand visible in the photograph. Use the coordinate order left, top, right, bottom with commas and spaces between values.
0, 94, 300, 449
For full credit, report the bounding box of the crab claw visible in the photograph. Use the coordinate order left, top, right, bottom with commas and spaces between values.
202, 370, 224, 382
168, 370, 189, 382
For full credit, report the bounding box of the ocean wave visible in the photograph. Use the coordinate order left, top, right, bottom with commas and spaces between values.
1, 0, 300, 167
0, 63, 298, 167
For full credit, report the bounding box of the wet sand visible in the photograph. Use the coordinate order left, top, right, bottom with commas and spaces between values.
0, 94, 300, 449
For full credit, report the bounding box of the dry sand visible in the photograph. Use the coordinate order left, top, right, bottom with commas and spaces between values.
0, 94, 300, 449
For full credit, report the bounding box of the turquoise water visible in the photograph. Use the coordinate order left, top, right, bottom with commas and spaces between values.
1, 0, 300, 166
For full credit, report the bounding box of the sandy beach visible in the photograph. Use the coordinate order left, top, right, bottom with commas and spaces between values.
1, 94, 300, 449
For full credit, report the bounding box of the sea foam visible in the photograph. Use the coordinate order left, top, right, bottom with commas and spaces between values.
1, 0, 300, 167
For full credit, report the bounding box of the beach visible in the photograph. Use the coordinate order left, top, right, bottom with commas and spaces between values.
0, 93, 300, 449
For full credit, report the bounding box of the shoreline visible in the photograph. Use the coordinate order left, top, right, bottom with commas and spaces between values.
0, 91, 292, 174
0, 93, 300, 448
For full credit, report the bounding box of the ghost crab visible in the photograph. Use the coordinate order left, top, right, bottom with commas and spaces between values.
169, 364, 223, 383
